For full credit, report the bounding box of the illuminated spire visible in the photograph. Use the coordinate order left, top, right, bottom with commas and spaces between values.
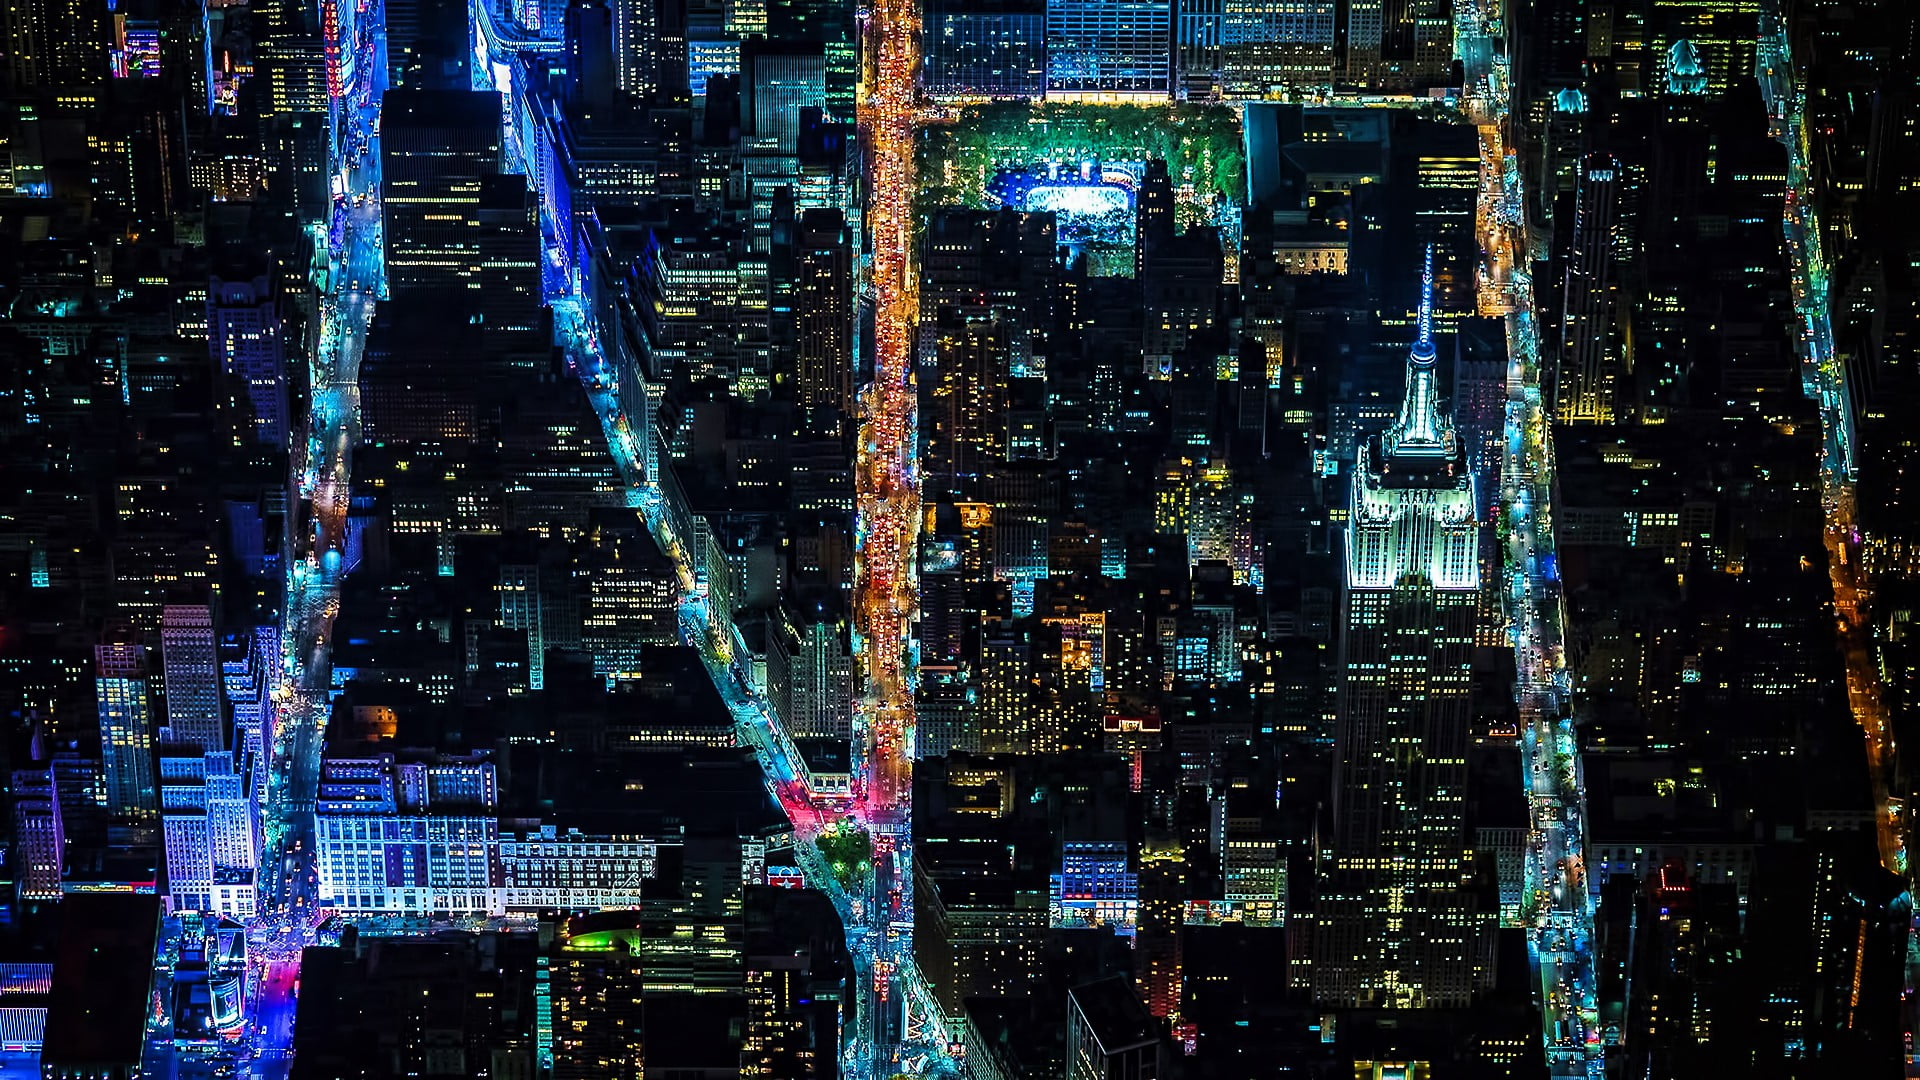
1393, 245, 1449, 453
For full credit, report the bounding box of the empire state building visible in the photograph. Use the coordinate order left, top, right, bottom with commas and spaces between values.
1314, 249, 1492, 1009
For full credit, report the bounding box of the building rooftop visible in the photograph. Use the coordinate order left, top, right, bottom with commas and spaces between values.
1069, 974, 1158, 1055
41, 894, 161, 1070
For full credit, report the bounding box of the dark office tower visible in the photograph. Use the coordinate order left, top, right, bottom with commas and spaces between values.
1314, 253, 1488, 1009
41, 895, 161, 1080
2, 0, 108, 90
380, 89, 504, 295
612, 0, 656, 97
476, 174, 546, 364
924, 0, 1046, 99
1555, 154, 1625, 425
208, 270, 289, 447
743, 888, 847, 1079
924, 311, 1011, 502
1399, 120, 1479, 315
793, 208, 852, 422
919, 207, 1058, 371
767, 0, 856, 117
1172, 0, 1222, 99
85, 87, 181, 234
1140, 229, 1223, 362
1343, 0, 1384, 84
96, 634, 158, 822
386, 0, 471, 88
1135, 159, 1175, 278
361, 311, 503, 445
1382, 0, 1451, 86
651, 0, 690, 104
161, 604, 223, 754
565, 0, 618, 114
744, 39, 826, 152
1512, 0, 1588, 135
255, 0, 328, 116
1134, 833, 1184, 1019
1066, 976, 1165, 1080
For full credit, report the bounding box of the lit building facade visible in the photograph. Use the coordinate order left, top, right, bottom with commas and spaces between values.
1219, 0, 1336, 97
1044, 0, 1172, 99
161, 750, 258, 918
1049, 841, 1140, 932
161, 604, 223, 753
497, 827, 655, 910
10, 764, 64, 900
924, 0, 1046, 100
1314, 252, 1489, 1008
314, 753, 499, 915
96, 638, 157, 821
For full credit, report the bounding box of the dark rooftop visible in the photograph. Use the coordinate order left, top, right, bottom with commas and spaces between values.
41, 893, 161, 1070
1070, 974, 1159, 1055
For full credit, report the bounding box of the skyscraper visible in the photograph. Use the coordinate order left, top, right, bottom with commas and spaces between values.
1044, 0, 1173, 99
1344, 0, 1451, 90
923, 0, 1046, 100
1555, 153, 1626, 424
380, 89, 505, 295
1218, 0, 1336, 96
1314, 250, 1488, 1008
208, 272, 290, 448
789, 208, 852, 423
565, 0, 618, 114
2, 0, 109, 91
11, 761, 65, 900
96, 636, 158, 821
162, 603, 224, 753
612, 0, 659, 98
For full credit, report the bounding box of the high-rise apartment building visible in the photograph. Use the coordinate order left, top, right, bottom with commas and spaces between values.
95, 636, 157, 821
1314, 253, 1489, 1008
1555, 153, 1626, 424
161, 604, 224, 754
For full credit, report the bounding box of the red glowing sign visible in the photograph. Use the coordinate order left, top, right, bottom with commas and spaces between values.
322, 0, 344, 98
